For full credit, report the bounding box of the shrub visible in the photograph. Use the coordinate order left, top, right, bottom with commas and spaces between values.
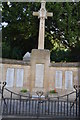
20, 89, 27, 93
49, 89, 57, 94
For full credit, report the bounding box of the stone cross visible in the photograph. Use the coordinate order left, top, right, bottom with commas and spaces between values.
33, 0, 53, 49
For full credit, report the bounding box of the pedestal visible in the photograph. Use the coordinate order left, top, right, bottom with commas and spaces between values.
30, 49, 50, 93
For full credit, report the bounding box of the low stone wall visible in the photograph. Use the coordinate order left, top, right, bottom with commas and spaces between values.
0, 58, 31, 93
0, 58, 80, 95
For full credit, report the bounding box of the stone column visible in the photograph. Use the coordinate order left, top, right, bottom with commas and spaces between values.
38, 18, 45, 49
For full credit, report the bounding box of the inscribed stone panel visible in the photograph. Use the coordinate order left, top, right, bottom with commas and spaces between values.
55, 71, 62, 88
65, 71, 73, 89
35, 64, 44, 88
16, 69, 24, 87
6, 68, 14, 87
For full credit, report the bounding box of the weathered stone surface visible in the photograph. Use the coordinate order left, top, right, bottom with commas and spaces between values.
0, 58, 80, 93
33, 0, 53, 49
16, 68, 24, 87
35, 64, 44, 88
6, 68, 14, 87
55, 71, 62, 89
50, 62, 80, 67
0, 58, 30, 65
30, 49, 50, 92
31, 49, 50, 61
65, 71, 73, 89
23, 52, 31, 61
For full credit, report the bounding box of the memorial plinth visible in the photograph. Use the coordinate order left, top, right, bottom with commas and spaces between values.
30, 49, 50, 92
29, 1, 52, 92
23, 0, 53, 93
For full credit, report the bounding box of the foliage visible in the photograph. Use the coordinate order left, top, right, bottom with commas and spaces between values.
20, 89, 28, 93
49, 89, 57, 94
2, 2, 80, 62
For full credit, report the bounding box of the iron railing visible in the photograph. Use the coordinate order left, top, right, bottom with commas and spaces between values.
1, 87, 80, 118
2, 96, 78, 118
0, 83, 80, 118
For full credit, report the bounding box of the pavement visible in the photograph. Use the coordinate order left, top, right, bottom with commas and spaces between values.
0, 116, 2, 120
1, 117, 80, 120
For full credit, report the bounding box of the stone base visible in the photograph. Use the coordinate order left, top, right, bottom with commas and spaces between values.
31, 49, 50, 62
30, 49, 50, 93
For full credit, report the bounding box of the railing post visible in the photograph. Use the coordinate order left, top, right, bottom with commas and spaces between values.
76, 89, 78, 116
67, 95, 69, 116
74, 85, 80, 117
57, 97, 59, 115
2, 82, 6, 99
36, 91, 44, 118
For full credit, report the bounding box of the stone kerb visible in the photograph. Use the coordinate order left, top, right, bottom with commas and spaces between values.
0, 58, 30, 65
50, 62, 80, 67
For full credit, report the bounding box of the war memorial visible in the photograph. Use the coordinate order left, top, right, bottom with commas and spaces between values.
0, 0, 80, 119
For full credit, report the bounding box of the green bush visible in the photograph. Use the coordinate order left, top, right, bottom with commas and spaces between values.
20, 89, 27, 93
49, 89, 57, 94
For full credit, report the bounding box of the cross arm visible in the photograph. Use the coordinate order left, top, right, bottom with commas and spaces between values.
33, 12, 39, 16
47, 12, 53, 17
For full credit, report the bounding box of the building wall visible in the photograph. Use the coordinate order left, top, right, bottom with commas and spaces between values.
0, 58, 80, 94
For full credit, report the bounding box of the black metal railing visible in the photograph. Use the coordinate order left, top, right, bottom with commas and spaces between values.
1, 83, 80, 118
4, 88, 31, 99
0, 82, 6, 98
2, 96, 78, 118
2, 88, 80, 118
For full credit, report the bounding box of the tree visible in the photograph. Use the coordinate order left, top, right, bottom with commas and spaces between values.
45, 2, 80, 62
2, 2, 40, 59
2, 2, 80, 61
